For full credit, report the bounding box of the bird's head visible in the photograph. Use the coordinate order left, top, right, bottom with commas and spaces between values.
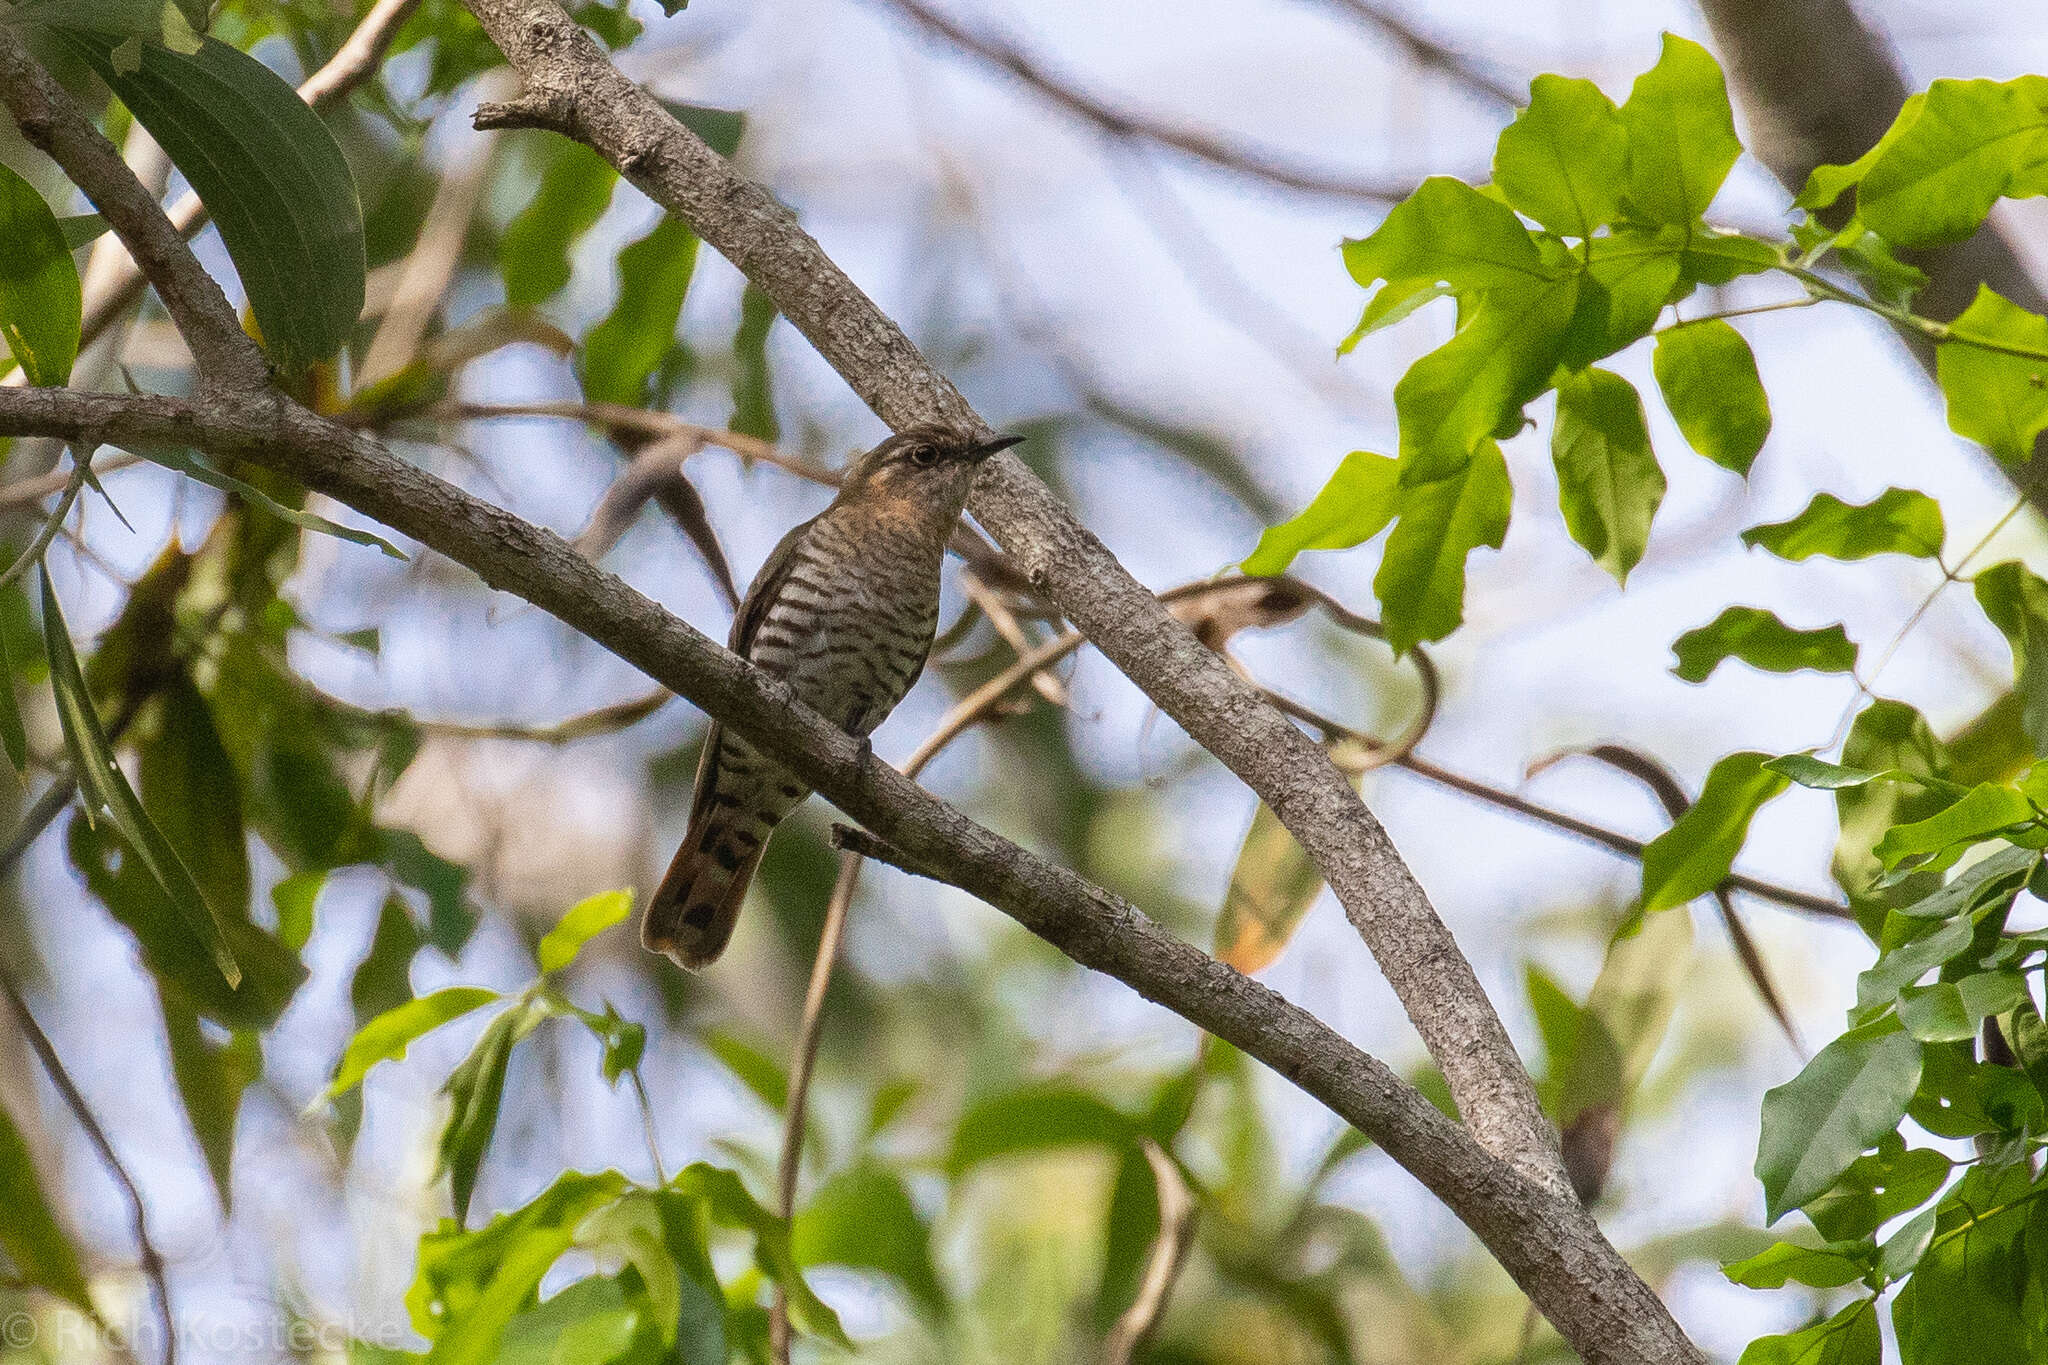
839, 423, 1024, 508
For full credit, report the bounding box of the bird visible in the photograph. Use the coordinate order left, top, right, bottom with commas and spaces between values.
642, 422, 1025, 970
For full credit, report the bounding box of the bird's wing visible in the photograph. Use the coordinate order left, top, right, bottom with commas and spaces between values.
685, 513, 821, 828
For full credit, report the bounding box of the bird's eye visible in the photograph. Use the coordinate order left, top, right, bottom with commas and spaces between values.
908, 444, 940, 468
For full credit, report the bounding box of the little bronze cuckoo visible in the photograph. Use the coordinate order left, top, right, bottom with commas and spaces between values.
642, 423, 1025, 969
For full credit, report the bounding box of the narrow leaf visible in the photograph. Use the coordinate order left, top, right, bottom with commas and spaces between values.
1872, 783, 2034, 871
581, 216, 698, 407
0, 1097, 92, 1310
536, 888, 632, 973
0, 162, 80, 386
501, 141, 618, 309
315, 985, 500, 1105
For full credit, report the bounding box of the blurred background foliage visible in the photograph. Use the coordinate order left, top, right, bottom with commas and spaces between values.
0, 1, 2045, 1363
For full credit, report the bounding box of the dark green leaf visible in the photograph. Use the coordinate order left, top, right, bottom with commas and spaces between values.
1093, 1143, 1159, 1331
0, 1095, 92, 1310
668, 1163, 850, 1349
581, 216, 698, 406
1491, 74, 1628, 237
0, 161, 80, 386
1877, 1204, 1938, 1281
1640, 752, 1789, 913
703, 1029, 788, 1113
500, 141, 618, 309
61, 31, 366, 369
537, 888, 632, 973
1894, 844, 2038, 920
1652, 319, 1772, 474
1374, 440, 1513, 652
1743, 489, 1945, 561
1617, 34, 1742, 225
439, 996, 546, 1224
1897, 972, 2029, 1042
158, 985, 259, 1208
139, 676, 251, 928
1937, 287, 2048, 464
1551, 366, 1664, 583
134, 446, 406, 558
1803, 1135, 1950, 1242
1891, 1165, 2042, 1362
44, 573, 241, 987
1909, 1041, 2043, 1139
316, 986, 500, 1105
1973, 560, 2048, 751
1671, 607, 1857, 683
1736, 1299, 1880, 1365
948, 1084, 1139, 1174
1855, 915, 1979, 1015
1852, 77, 2048, 248
1756, 1023, 1922, 1223
656, 100, 745, 159
575, 1187, 726, 1361
1240, 451, 1398, 576
0, 590, 27, 778
1721, 1239, 1873, 1290
793, 1160, 945, 1315
54, 214, 105, 249
407, 1170, 629, 1365
729, 282, 779, 440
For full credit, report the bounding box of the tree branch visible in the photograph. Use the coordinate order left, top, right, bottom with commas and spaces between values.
456, 0, 1577, 1214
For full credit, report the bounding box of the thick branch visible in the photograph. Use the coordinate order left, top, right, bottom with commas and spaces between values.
458, 0, 1575, 1210
0, 381, 1700, 1363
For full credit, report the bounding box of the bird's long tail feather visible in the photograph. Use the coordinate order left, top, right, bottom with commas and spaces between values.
642, 809, 770, 970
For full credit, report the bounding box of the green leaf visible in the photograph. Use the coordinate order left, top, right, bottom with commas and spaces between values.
61, 31, 366, 369
1374, 441, 1513, 652
793, 1160, 945, 1315
1891, 1165, 2041, 1363
439, 997, 547, 1224
703, 1029, 788, 1113
315, 986, 500, 1105
1342, 176, 1552, 297
1974, 560, 2048, 750
1834, 701, 1958, 917
158, 985, 259, 1208
656, 99, 745, 159
1652, 319, 1772, 474
1877, 1204, 1938, 1281
948, 1084, 1139, 1174
0, 592, 28, 778
0, 1096, 92, 1311
1909, 1040, 2043, 1139
407, 1169, 629, 1365
43, 572, 240, 987
1617, 34, 1742, 226
1756, 1023, 1923, 1223
138, 676, 250, 929
580, 216, 698, 407
1766, 755, 1888, 790
1640, 752, 1789, 913
1240, 451, 1398, 576
1803, 1135, 1951, 1242
668, 1163, 850, 1349
0, 161, 80, 386
575, 1187, 726, 1360
1552, 905, 1692, 1125
1855, 915, 1978, 1016
536, 889, 632, 974
271, 868, 324, 952
1743, 489, 1945, 562
1873, 783, 2034, 872
501, 141, 618, 309
1671, 607, 1858, 683
1213, 797, 1326, 974
1897, 972, 2029, 1042
1736, 1299, 1880, 1365
1556, 228, 1685, 367
1551, 367, 1664, 583
1721, 1239, 1873, 1290
56, 213, 108, 249
729, 282, 779, 441
1937, 287, 2048, 464
1491, 74, 1628, 237
1799, 93, 1925, 213
1854, 76, 2048, 248
1893, 843, 2038, 920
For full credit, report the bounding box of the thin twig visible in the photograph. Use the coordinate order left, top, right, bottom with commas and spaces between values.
1100, 1140, 1197, 1365
1303, 0, 1522, 106
0, 450, 92, 595
874, 0, 1423, 203
0, 966, 175, 1365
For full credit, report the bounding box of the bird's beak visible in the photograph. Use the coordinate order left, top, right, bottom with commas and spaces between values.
972, 433, 1025, 461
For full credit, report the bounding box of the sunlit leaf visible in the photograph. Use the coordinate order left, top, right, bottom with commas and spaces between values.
949, 1084, 1138, 1174
729, 282, 778, 440
1213, 799, 1327, 974
1721, 1239, 1873, 1290
315, 986, 500, 1106
1492, 73, 1628, 237
1240, 451, 1398, 577
1671, 607, 1857, 683
1743, 489, 1945, 562
581, 216, 698, 407
1972, 561, 2048, 753
1803, 1134, 1950, 1243
1873, 783, 2033, 872
439, 997, 547, 1223
1937, 287, 2048, 464
1551, 366, 1664, 583
1891, 1165, 2039, 1361
1375, 441, 1512, 652
1736, 1299, 1880, 1365
537, 888, 632, 974
1652, 319, 1771, 474
1640, 752, 1789, 912
1617, 34, 1742, 225
1756, 1022, 1922, 1223
1897, 972, 2029, 1042
1850, 76, 2048, 247
0, 161, 80, 386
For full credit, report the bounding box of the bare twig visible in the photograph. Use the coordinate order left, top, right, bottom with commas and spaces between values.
1101, 1140, 1197, 1365
0, 966, 174, 1365
0, 451, 93, 595
1304, 0, 1522, 106
873, 0, 1423, 203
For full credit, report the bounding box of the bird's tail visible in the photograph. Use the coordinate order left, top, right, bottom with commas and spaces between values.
642, 808, 771, 970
